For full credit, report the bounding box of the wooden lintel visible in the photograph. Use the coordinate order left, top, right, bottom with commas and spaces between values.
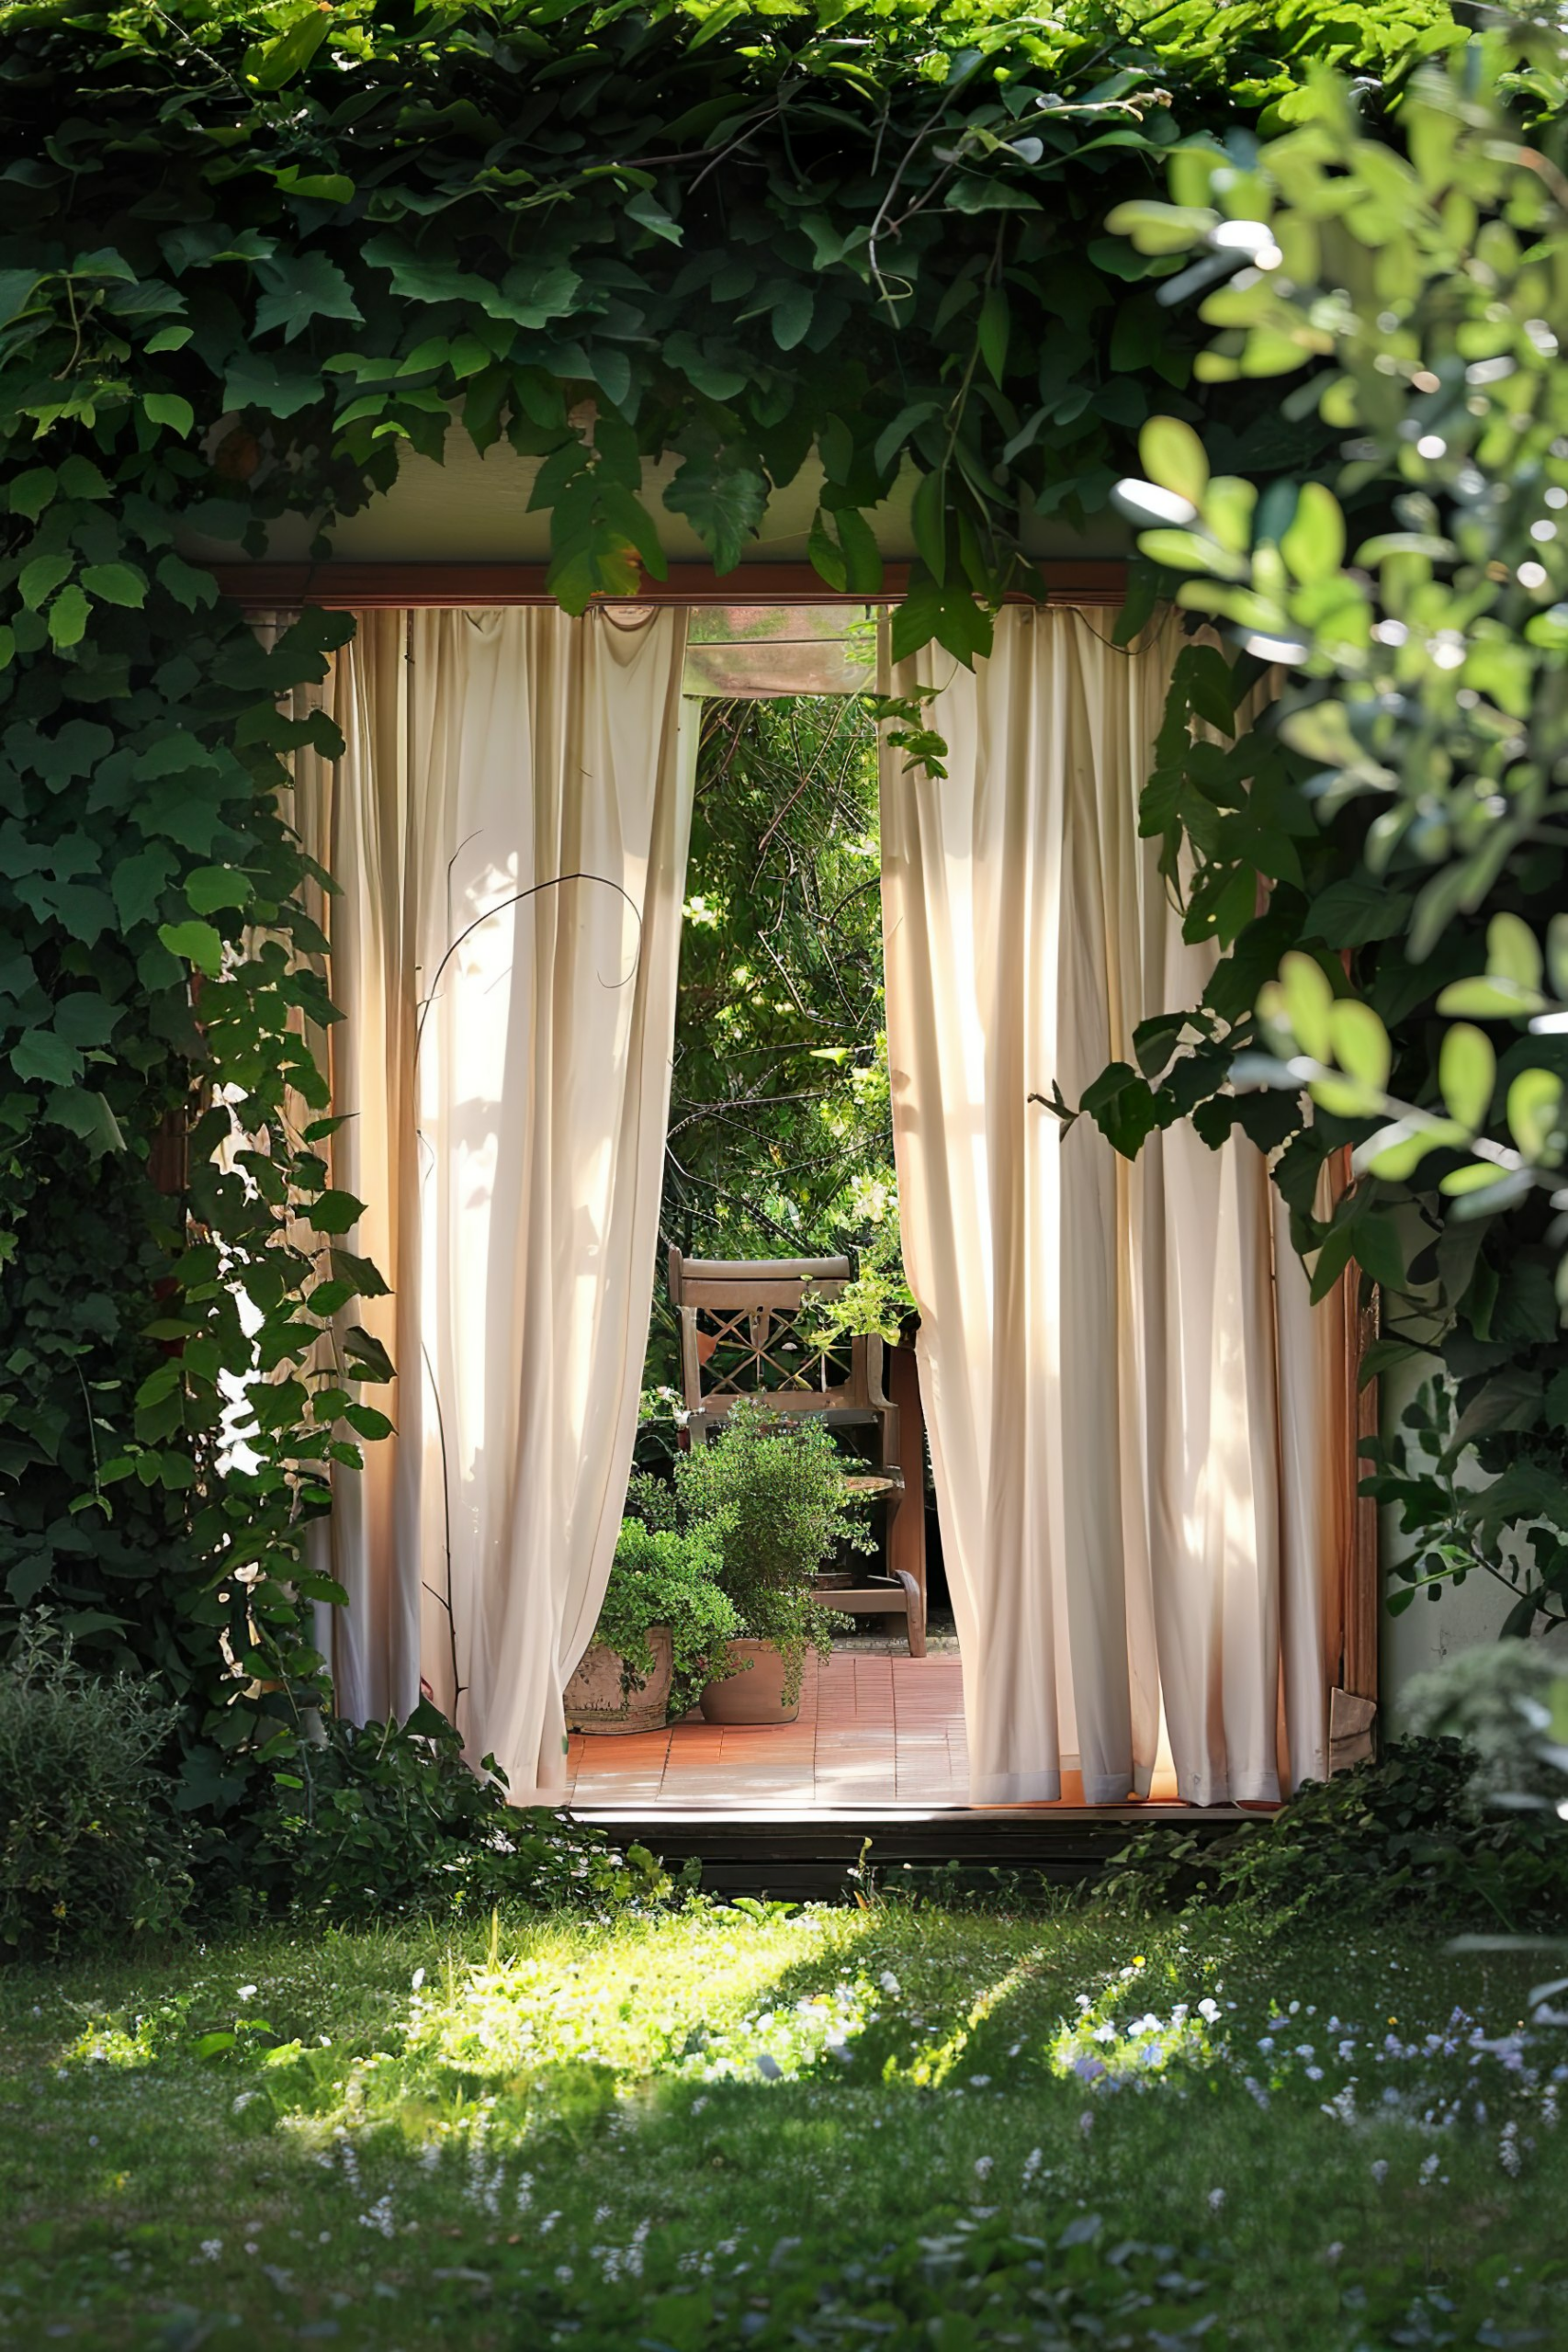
204, 558, 1130, 611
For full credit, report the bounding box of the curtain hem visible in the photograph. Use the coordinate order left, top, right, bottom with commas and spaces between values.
970, 1771, 1062, 1805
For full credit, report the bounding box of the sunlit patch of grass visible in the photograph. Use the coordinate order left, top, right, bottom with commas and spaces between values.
2, 1907, 1566, 2347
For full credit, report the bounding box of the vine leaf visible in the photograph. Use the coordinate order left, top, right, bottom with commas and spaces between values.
890, 571, 992, 668
157, 920, 224, 978
80, 563, 145, 609
665, 449, 769, 574
254, 253, 363, 342
142, 391, 194, 436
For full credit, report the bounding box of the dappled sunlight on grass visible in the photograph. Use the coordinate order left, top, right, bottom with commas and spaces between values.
6, 1908, 1568, 2347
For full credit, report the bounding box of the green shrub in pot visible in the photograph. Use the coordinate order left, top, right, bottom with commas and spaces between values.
592, 1519, 741, 1723
673, 1400, 869, 1708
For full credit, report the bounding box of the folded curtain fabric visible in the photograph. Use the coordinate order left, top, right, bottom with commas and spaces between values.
292, 605, 694, 1801
880, 607, 1348, 1806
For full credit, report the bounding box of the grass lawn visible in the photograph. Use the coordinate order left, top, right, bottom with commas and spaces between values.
2, 1896, 1563, 2349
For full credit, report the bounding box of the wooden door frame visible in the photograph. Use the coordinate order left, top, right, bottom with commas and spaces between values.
209, 557, 1129, 609
220, 552, 1379, 1732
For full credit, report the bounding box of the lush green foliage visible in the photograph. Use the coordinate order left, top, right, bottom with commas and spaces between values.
1098, 1734, 1568, 1929
0, 1613, 194, 1955
664, 1401, 866, 1695
592, 1517, 739, 1719
0, 0, 1465, 1812
246, 1699, 668, 1924
4, 1906, 1564, 2346
647, 693, 907, 1405
1087, 34, 1568, 1629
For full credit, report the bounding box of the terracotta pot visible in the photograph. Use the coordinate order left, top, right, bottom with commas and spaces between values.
564, 1624, 673, 1735
699, 1637, 801, 1725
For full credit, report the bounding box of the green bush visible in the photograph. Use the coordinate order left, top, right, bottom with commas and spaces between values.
592, 1520, 740, 1721
1096, 1736, 1568, 1931
0, 1615, 194, 1957
1404, 1641, 1568, 1809
624, 1467, 679, 1533
672, 1401, 867, 1703
248, 1700, 668, 1926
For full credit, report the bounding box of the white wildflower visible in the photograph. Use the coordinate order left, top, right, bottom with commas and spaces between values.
973, 2157, 994, 2184
1207, 2188, 1225, 2213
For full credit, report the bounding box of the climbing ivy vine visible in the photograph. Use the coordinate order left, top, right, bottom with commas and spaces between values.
0, 0, 1462, 1815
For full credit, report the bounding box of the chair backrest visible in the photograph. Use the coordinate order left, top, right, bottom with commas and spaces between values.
668, 1248, 876, 1423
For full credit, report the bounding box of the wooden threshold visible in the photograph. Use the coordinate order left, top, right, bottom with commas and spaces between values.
206, 558, 1129, 611
571, 1801, 1245, 1898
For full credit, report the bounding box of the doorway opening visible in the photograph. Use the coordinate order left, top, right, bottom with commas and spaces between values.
567, 669, 966, 1812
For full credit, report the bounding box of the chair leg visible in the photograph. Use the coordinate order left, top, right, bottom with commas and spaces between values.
890, 1567, 926, 1658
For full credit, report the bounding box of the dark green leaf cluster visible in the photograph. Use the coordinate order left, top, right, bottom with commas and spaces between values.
243, 1698, 670, 1924
1097, 1736, 1568, 1930
0, 0, 1460, 650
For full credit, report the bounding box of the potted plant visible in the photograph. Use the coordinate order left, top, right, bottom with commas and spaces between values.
674, 1399, 869, 1724
565, 1518, 739, 1736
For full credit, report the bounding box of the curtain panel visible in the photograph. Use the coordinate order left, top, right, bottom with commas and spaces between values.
881, 608, 1348, 1807
292, 605, 694, 1802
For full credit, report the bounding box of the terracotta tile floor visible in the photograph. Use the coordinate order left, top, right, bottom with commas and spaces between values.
565, 1650, 1181, 1811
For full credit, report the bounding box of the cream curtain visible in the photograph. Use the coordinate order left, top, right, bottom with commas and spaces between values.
293, 605, 694, 1802
881, 607, 1347, 1807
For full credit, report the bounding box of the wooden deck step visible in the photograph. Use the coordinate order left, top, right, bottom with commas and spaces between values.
569, 1803, 1243, 1899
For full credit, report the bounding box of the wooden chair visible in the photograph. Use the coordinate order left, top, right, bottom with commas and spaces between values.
667, 1248, 927, 1656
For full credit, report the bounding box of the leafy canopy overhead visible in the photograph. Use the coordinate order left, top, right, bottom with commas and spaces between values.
0, 0, 1461, 658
